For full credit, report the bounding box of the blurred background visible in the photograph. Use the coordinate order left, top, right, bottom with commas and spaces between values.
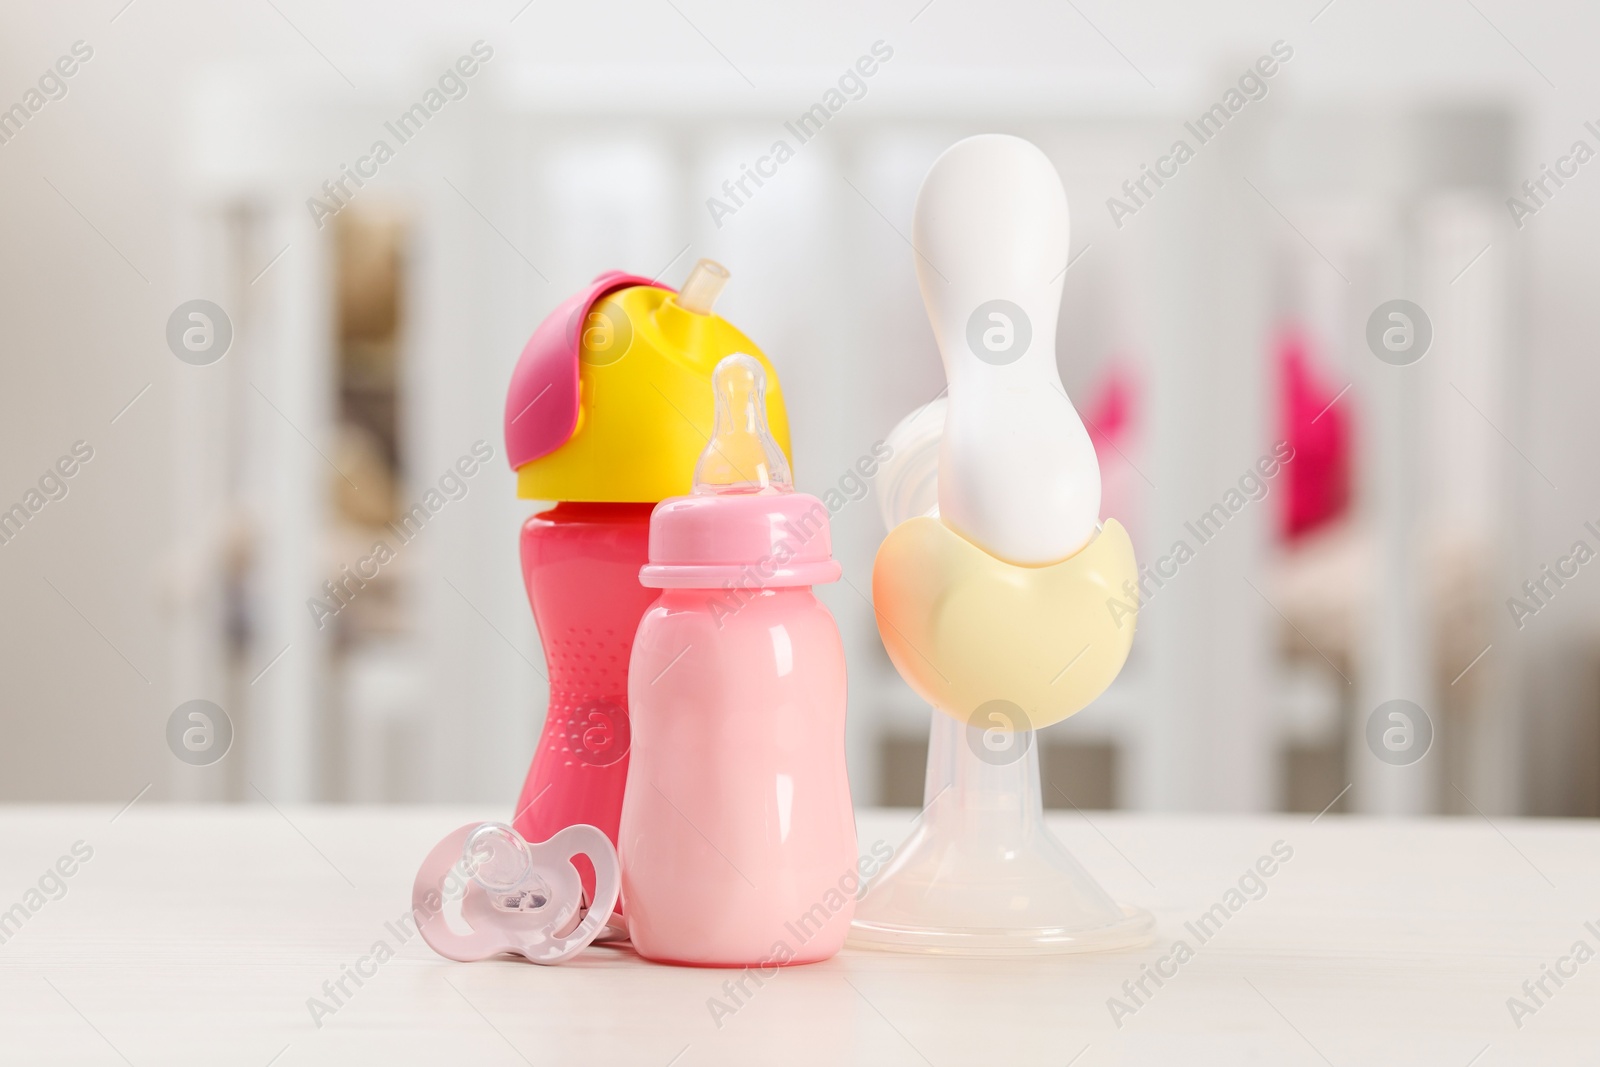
3, 0, 1597, 818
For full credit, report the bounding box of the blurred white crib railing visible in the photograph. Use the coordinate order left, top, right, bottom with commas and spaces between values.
175, 63, 1517, 816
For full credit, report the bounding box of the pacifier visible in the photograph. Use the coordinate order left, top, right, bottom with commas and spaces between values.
412, 821, 620, 964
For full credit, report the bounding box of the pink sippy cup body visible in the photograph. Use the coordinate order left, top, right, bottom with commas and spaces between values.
620, 489, 855, 967
513, 501, 657, 904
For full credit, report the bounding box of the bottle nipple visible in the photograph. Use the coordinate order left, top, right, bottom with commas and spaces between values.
693, 354, 792, 495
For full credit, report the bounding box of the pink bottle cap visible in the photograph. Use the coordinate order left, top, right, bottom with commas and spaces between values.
640, 355, 841, 590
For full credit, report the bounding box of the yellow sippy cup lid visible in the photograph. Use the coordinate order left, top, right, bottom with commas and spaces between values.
509, 261, 793, 503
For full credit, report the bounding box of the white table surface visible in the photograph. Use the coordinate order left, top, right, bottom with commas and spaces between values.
1, 805, 1596, 1066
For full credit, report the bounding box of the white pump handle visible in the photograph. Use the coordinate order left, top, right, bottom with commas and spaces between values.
912, 134, 1101, 565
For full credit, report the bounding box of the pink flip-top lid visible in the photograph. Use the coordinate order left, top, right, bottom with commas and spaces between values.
640, 492, 843, 589
503, 271, 669, 470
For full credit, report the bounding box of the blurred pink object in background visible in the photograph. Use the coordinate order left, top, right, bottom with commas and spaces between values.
1278, 331, 1352, 542
1083, 360, 1142, 539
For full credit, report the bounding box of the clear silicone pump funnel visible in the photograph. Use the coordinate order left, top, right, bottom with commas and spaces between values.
692, 353, 792, 495
849, 401, 1154, 955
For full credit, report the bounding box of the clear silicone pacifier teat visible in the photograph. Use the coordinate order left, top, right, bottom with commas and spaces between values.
463, 821, 547, 902
692, 353, 792, 495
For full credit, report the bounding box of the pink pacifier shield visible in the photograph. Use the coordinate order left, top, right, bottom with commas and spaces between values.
413, 821, 620, 964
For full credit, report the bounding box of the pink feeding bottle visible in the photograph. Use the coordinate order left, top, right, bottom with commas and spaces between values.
621, 354, 856, 967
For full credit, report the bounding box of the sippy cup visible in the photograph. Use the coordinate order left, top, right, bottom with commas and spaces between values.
503, 262, 792, 905
620, 355, 856, 967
